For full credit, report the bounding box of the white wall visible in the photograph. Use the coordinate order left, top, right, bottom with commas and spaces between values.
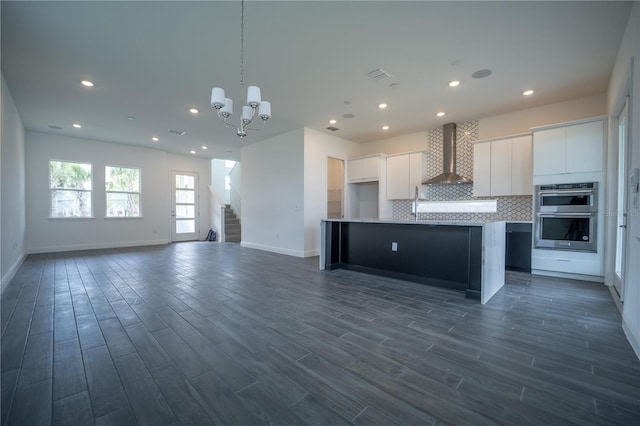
211, 159, 230, 205
1, 74, 27, 292
241, 129, 306, 256
303, 128, 360, 256
478, 93, 607, 139
229, 161, 241, 218
607, 2, 640, 359
358, 94, 607, 157
24, 132, 212, 252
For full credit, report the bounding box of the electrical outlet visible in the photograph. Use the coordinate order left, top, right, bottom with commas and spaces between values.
391, 242, 398, 252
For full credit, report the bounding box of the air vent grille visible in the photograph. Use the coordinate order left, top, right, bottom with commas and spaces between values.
326, 126, 339, 132
367, 67, 392, 81
169, 129, 187, 136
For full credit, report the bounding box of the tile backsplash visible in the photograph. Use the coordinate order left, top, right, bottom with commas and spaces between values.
391, 120, 533, 222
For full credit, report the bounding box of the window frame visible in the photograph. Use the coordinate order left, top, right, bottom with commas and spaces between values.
105, 165, 142, 218
49, 159, 94, 219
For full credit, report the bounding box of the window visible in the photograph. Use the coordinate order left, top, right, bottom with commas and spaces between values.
105, 166, 141, 217
50, 160, 93, 217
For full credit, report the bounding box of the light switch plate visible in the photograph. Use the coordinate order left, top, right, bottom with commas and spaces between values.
391, 242, 398, 251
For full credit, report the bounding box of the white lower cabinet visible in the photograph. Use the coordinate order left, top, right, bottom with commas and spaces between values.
531, 249, 603, 278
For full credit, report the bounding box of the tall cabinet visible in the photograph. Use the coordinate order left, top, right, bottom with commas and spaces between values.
530, 116, 606, 281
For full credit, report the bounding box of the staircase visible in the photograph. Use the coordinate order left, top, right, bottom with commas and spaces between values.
224, 205, 241, 242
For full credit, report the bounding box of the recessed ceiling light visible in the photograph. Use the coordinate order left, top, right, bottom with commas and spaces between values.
127, 116, 135, 121
72, 123, 82, 128
448, 80, 460, 87
378, 103, 388, 109
190, 150, 196, 155
329, 119, 337, 124
523, 89, 535, 96
189, 108, 199, 114
201, 145, 208, 150
437, 112, 445, 117
382, 125, 389, 130
151, 136, 159, 142
81, 80, 94, 87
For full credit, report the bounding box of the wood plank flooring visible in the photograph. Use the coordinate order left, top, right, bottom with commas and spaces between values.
2, 242, 639, 425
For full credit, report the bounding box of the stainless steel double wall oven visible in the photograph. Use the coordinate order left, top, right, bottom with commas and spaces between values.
534, 182, 598, 252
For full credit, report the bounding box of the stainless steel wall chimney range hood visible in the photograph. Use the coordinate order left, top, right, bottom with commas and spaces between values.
422, 122, 472, 185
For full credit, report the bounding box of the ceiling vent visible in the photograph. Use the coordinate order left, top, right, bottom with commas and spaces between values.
326, 126, 340, 132
169, 129, 187, 136
367, 67, 392, 81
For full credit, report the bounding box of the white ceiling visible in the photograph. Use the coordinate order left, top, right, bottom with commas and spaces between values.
1, 1, 633, 161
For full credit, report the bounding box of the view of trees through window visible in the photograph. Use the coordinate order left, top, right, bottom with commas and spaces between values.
50, 160, 93, 217
106, 166, 141, 217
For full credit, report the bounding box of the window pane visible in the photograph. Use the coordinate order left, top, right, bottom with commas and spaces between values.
50, 161, 92, 190
175, 205, 195, 218
106, 193, 140, 217
176, 219, 195, 233
175, 174, 195, 189
50, 190, 92, 217
175, 189, 195, 203
106, 166, 140, 192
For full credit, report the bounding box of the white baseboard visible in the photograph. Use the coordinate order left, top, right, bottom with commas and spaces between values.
622, 319, 640, 361
27, 239, 169, 255
1, 253, 27, 295
531, 269, 604, 283
240, 241, 307, 258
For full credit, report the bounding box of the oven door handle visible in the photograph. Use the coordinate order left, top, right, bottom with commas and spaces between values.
538, 190, 595, 195
536, 212, 595, 217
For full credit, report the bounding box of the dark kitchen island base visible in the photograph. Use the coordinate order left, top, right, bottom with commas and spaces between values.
320, 219, 506, 304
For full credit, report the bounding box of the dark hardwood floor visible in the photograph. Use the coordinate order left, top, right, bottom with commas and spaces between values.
1, 242, 639, 425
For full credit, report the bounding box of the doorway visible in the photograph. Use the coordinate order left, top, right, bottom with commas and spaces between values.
327, 158, 344, 219
614, 98, 629, 301
171, 171, 199, 242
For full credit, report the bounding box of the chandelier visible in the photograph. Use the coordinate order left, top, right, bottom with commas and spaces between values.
210, 0, 271, 138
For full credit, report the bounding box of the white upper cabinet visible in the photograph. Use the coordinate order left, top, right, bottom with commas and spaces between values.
473, 134, 532, 197
386, 151, 428, 199
347, 155, 383, 182
473, 141, 492, 197
510, 135, 534, 195
533, 118, 604, 176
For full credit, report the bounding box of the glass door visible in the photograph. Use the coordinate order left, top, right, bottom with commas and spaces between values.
614, 99, 629, 301
171, 171, 199, 242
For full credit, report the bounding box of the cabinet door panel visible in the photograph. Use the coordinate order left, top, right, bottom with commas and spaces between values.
386, 155, 409, 199
565, 121, 603, 173
347, 159, 363, 181
511, 135, 533, 195
533, 127, 566, 175
473, 142, 492, 197
360, 157, 380, 179
408, 152, 425, 192
490, 138, 512, 196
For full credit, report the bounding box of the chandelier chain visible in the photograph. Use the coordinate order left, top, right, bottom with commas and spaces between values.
240, 0, 245, 87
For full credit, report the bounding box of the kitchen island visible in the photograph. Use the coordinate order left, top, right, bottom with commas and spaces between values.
320, 219, 505, 304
